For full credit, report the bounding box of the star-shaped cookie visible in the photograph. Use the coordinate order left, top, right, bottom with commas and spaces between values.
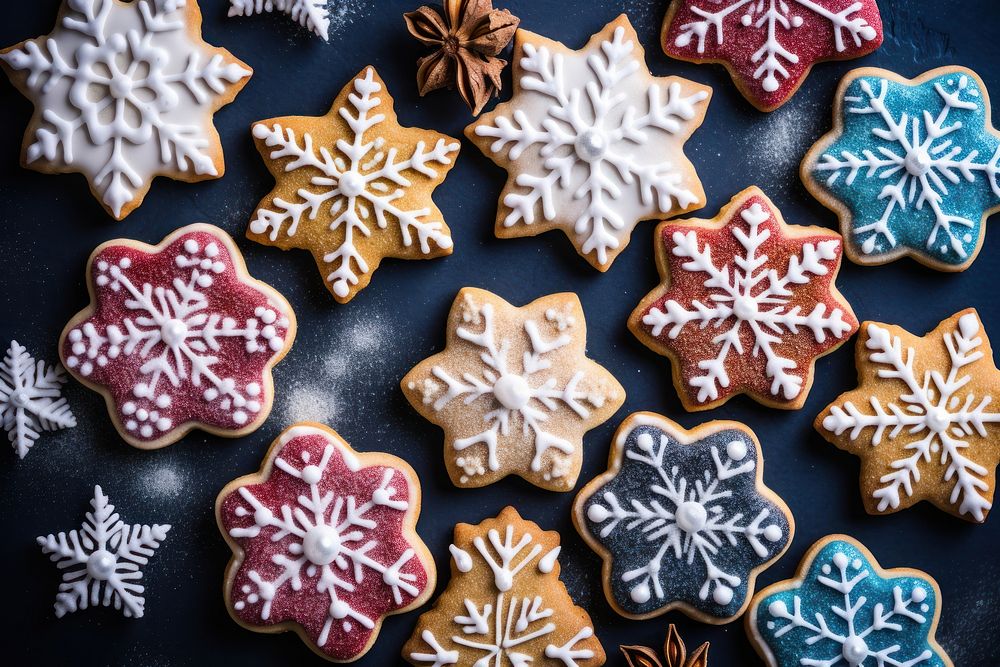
662, 0, 882, 111
0, 0, 251, 219
247, 66, 460, 303
630, 186, 858, 411
816, 309, 1000, 523
401, 287, 625, 491
466, 14, 711, 271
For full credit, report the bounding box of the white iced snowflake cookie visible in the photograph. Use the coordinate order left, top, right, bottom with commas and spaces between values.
466, 14, 711, 271
228, 0, 330, 41
401, 287, 625, 491
37, 485, 170, 619
0, 0, 252, 220
1, 340, 76, 459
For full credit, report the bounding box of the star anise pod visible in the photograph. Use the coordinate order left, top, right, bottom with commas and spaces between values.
403, 0, 519, 115
621, 624, 710, 667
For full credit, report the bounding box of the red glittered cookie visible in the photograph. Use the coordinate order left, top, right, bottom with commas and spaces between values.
60, 224, 296, 449
629, 187, 858, 411
217, 423, 435, 662
661, 0, 883, 111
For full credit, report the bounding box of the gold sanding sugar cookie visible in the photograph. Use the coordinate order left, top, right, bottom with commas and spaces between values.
402, 506, 606, 666
0, 0, 251, 220
247, 66, 460, 304
465, 14, 710, 271
401, 287, 625, 491
816, 308, 1000, 523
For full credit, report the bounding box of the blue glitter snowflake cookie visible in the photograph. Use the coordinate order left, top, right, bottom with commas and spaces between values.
573, 412, 793, 623
748, 535, 952, 667
803, 66, 1000, 271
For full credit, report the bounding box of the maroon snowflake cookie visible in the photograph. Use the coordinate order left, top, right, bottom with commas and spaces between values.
216, 422, 435, 662
662, 0, 883, 111
60, 224, 296, 449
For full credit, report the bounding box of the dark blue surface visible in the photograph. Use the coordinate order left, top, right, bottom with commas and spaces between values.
1, 1, 998, 665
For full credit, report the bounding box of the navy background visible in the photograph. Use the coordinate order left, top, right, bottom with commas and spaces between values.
1, 0, 998, 664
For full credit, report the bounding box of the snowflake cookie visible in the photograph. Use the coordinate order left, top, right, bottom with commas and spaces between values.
630, 186, 858, 411
228, 0, 330, 40
60, 224, 296, 449
621, 624, 710, 667
0, 0, 252, 220
816, 309, 1000, 523
403, 506, 605, 666
802, 66, 1000, 271
574, 412, 793, 623
217, 422, 435, 662
662, 0, 882, 112
465, 14, 711, 271
401, 287, 625, 491
1, 340, 76, 459
248, 66, 460, 304
748, 535, 952, 667
38, 484, 171, 619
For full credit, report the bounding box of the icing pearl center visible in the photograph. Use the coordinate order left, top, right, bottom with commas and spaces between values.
338, 171, 366, 198
302, 525, 342, 566
842, 636, 869, 665
160, 319, 189, 347
86, 549, 117, 581
926, 407, 951, 433
574, 129, 608, 162
904, 148, 932, 176
10, 391, 31, 408
733, 296, 759, 320
109, 72, 134, 100
493, 374, 531, 411
675, 501, 708, 534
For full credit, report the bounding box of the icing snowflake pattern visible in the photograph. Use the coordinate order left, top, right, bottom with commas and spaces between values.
752, 537, 951, 667
218, 424, 432, 661
37, 485, 170, 619
0, 0, 251, 219
806, 67, 1000, 270
402, 288, 624, 491
1, 340, 76, 459
632, 188, 857, 410
663, 0, 882, 111
818, 310, 1000, 522
228, 0, 330, 40
248, 66, 459, 303
469, 15, 710, 270
404, 507, 605, 667
61, 225, 294, 448
576, 414, 792, 621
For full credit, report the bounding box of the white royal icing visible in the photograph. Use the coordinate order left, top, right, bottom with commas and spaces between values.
228, 0, 330, 41
1, 340, 76, 459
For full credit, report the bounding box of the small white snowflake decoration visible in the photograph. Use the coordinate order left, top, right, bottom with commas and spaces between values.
0, 340, 76, 459
228, 0, 331, 41
37, 485, 170, 619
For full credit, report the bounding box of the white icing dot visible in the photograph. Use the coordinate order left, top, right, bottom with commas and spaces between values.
821, 564, 831, 575
254, 507, 273, 525
119, 257, 131, 268
156, 394, 171, 408
636, 432, 654, 452
713, 584, 734, 605
81, 362, 93, 376
184, 239, 199, 254
912, 586, 927, 603
232, 410, 248, 425
140, 425, 153, 438
126, 420, 137, 431
833, 552, 849, 569
96, 275, 109, 287
741, 13, 752, 26
156, 418, 171, 432
246, 383, 261, 397
330, 600, 350, 619
261, 309, 276, 324
587, 505, 610, 522
763, 524, 782, 542
302, 465, 322, 485
921, 603, 929, 613
768, 600, 787, 617
72, 342, 85, 355
69, 329, 82, 342
205, 243, 219, 258
630, 581, 651, 604
726, 439, 748, 460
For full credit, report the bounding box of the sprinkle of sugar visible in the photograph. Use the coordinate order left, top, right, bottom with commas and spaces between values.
740, 100, 821, 191
327, 0, 369, 38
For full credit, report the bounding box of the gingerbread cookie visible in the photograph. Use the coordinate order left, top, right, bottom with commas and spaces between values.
0, 0, 251, 220
817, 309, 1000, 523
629, 186, 858, 411
802, 66, 1000, 271
662, 0, 882, 112
621, 624, 709, 667
228, 0, 331, 40
38, 485, 171, 619
248, 66, 459, 304
466, 14, 711, 271
216, 422, 435, 662
60, 224, 296, 449
748, 535, 952, 667
1, 340, 76, 459
403, 506, 605, 666
574, 412, 793, 624
401, 287, 624, 491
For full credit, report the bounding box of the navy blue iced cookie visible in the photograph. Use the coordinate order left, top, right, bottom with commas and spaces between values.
573, 412, 793, 622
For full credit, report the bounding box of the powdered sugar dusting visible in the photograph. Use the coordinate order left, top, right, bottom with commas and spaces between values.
327, 0, 369, 38
740, 99, 822, 192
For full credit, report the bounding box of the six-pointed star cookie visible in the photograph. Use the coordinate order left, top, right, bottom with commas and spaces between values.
817, 309, 1000, 523
629, 186, 858, 411
401, 287, 625, 491
466, 14, 711, 271
574, 412, 793, 624
662, 0, 882, 112
247, 66, 460, 304
802, 66, 1000, 271
0, 0, 251, 219
748, 535, 952, 667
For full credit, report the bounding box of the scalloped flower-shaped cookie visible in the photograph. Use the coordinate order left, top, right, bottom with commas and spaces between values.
60, 224, 296, 449
574, 412, 793, 623
401, 287, 625, 491
216, 423, 435, 662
